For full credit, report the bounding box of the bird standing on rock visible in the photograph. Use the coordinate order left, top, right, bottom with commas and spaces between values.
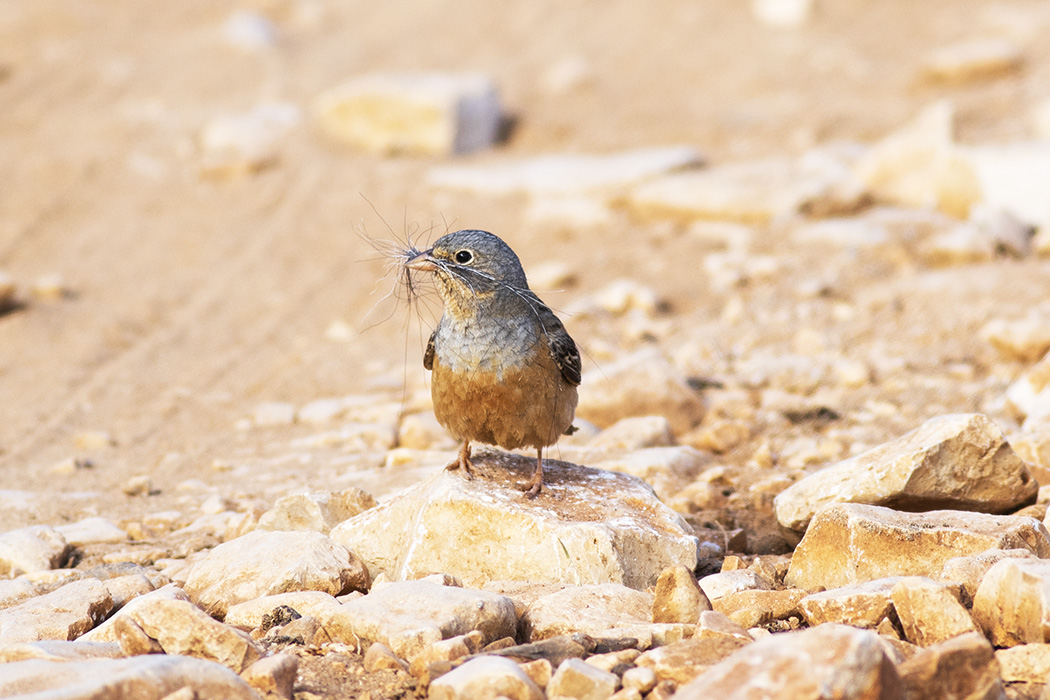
406, 229, 581, 496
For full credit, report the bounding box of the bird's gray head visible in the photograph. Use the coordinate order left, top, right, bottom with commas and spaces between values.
406, 230, 530, 316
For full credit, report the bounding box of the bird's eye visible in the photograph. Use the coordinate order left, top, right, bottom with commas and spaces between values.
454, 250, 473, 264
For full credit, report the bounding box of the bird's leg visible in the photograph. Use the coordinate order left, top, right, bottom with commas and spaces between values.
523, 447, 544, 497
446, 440, 475, 478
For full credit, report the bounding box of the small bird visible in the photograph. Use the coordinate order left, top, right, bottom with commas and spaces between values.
406, 229, 580, 496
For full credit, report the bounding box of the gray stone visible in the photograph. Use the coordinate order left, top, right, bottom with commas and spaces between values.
0, 655, 262, 699
313, 72, 501, 156
184, 530, 369, 617
330, 451, 697, 591
785, 503, 1050, 591
0, 578, 112, 643
428, 655, 543, 700
325, 580, 516, 659
673, 624, 903, 700
0, 526, 69, 577
774, 414, 1038, 532
547, 658, 618, 700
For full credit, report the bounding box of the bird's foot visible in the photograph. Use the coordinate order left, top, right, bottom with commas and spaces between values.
521, 450, 545, 498
446, 441, 476, 479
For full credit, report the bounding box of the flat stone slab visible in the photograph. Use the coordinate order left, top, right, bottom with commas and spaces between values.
330, 451, 698, 590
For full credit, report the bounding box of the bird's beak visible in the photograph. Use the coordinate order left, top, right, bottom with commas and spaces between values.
405, 248, 438, 272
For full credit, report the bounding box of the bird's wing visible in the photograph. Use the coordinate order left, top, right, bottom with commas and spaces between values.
545, 314, 581, 386
423, 329, 436, 370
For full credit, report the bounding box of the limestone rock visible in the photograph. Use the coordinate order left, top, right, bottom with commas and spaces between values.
982, 314, 1050, 363
0, 526, 70, 576
522, 583, 677, 646
428, 146, 703, 197
124, 597, 262, 672
548, 658, 618, 700
0, 578, 112, 643
695, 610, 753, 645
774, 413, 1038, 532
0, 655, 262, 699
256, 489, 376, 535
938, 549, 1038, 602
313, 72, 501, 156
798, 578, 901, 629
0, 640, 123, 663
785, 503, 1050, 591
589, 416, 675, 451
329, 451, 698, 591
923, 39, 1024, 84
593, 446, 713, 501
1005, 352, 1050, 424
635, 635, 747, 685
79, 584, 191, 643
184, 530, 369, 617
673, 624, 902, 700
428, 655, 543, 700
996, 643, 1050, 683
897, 632, 1002, 700
54, 517, 129, 546
972, 557, 1050, 647
325, 580, 516, 659
199, 102, 300, 178
963, 142, 1050, 229
576, 348, 704, 434
224, 591, 342, 630
240, 653, 298, 699
652, 565, 711, 624
0, 578, 38, 609
889, 577, 979, 647
627, 151, 865, 223
698, 570, 774, 602
855, 101, 979, 219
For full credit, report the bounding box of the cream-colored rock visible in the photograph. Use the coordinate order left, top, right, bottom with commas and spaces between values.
0, 578, 112, 643
923, 39, 1024, 83
428, 146, 703, 197
0, 526, 70, 577
0, 640, 123, 663
982, 315, 1050, 363
54, 517, 129, 547
548, 658, 618, 700
855, 101, 979, 219
0, 578, 38, 609
428, 655, 543, 700
313, 72, 501, 156
798, 578, 902, 629
938, 549, 1038, 602
398, 411, 457, 450
774, 414, 1038, 532
125, 597, 262, 672
184, 530, 369, 617
240, 653, 298, 699
972, 557, 1050, 647
673, 624, 902, 699
712, 589, 806, 626
223, 591, 342, 630
785, 503, 1050, 591
995, 643, 1050, 683
635, 635, 747, 685
325, 580, 516, 659
522, 583, 677, 647
0, 656, 262, 699
102, 574, 155, 611
1005, 351, 1050, 424
962, 142, 1050, 229
627, 151, 865, 223
696, 610, 753, 645
256, 489, 376, 534
898, 632, 1002, 700
593, 446, 713, 501
698, 570, 773, 602
199, 102, 299, 178
890, 577, 979, 647
329, 451, 698, 591
577, 349, 704, 434
79, 584, 191, 643
363, 642, 408, 672
589, 416, 674, 451
651, 565, 711, 624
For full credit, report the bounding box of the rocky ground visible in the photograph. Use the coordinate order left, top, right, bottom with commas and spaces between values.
4, 0, 1050, 698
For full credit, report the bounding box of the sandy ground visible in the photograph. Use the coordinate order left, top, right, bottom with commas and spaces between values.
2, 0, 1050, 529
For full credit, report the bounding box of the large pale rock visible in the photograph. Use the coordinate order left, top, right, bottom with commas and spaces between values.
1005, 351, 1050, 424
54, 517, 129, 547
256, 489, 376, 535
972, 558, 1050, 647
635, 636, 747, 685
428, 146, 703, 197
429, 656, 543, 700
330, 451, 698, 591
325, 580, 516, 659
652, 565, 711, 624
774, 414, 1038, 532
785, 503, 1050, 591
576, 348, 704, 434
548, 658, 618, 700
626, 151, 865, 223
855, 101, 980, 219
996, 643, 1050, 683
123, 598, 262, 672
897, 632, 1002, 700
0, 655, 262, 699
962, 143, 1050, 229
0, 526, 70, 576
889, 577, 979, 647
313, 72, 501, 156
224, 591, 342, 630
184, 530, 369, 617
799, 578, 901, 629
0, 579, 112, 643
697, 570, 773, 602
0, 640, 123, 663
673, 624, 903, 700
79, 584, 190, 643
522, 583, 689, 648
982, 314, 1050, 363
593, 446, 713, 501
938, 549, 1039, 602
